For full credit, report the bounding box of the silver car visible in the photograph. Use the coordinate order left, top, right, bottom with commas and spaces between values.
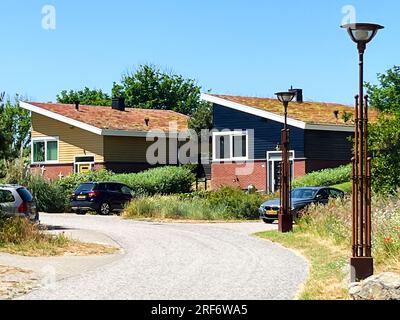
0, 185, 39, 221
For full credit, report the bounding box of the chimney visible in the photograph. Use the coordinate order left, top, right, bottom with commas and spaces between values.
289, 86, 303, 103
75, 100, 80, 111
145, 117, 150, 126
112, 97, 125, 111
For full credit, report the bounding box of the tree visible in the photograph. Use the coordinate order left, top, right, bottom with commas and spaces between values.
0, 94, 31, 177
112, 64, 205, 116
56, 87, 111, 106
366, 66, 400, 194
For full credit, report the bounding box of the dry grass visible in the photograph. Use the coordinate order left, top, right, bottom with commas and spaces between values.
0, 265, 38, 300
257, 229, 350, 300
0, 216, 118, 257
0, 240, 118, 257
256, 193, 400, 300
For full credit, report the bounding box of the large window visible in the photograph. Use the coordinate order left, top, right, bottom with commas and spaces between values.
213, 131, 248, 161
32, 138, 59, 164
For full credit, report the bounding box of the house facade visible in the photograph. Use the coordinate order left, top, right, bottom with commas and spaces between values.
201, 92, 378, 193
20, 100, 188, 179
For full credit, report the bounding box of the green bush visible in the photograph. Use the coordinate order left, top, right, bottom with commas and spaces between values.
26, 176, 66, 213
125, 187, 272, 220
292, 165, 351, 189
113, 166, 195, 195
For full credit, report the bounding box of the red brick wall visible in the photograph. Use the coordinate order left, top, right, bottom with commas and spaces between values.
211, 159, 349, 192
211, 161, 267, 191
31, 164, 74, 180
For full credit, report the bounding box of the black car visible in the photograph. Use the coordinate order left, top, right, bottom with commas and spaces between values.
259, 187, 345, 224
70, 182, 134, 215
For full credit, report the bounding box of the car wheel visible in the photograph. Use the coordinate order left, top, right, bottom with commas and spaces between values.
263, 219, 275, 224
98, 202, 111, 215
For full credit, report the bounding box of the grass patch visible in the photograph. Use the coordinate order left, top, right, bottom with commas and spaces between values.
331, 181, 352, 193
0, 216, 117, 257
256, 194, 400, 300
124, 187, 273, 221
257, 229, 349, 300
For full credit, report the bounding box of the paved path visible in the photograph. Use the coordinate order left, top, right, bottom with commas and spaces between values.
11, 214, 308, 300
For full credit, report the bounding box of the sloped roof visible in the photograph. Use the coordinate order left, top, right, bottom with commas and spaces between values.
205, 94, 379, 128
22, 102, 189, 135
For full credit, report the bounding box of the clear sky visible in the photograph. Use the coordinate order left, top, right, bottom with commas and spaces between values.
0, 0, 398, 105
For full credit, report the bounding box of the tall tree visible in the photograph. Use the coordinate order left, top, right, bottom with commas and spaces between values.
0, 94, 31, 160
56, 87, 112, 106
112, 64, 206, 116
366, 66, 400, 194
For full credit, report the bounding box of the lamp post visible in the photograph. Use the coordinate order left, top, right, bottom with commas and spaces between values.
275, 91, 296, 233
341, 23, 384, 282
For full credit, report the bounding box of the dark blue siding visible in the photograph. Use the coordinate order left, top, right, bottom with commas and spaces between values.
213, 104, 305, 159
304, 130, 353, 160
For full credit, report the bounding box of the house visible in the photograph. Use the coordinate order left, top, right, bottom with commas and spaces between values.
20, 99, 189, 179
201, 90, 379, 193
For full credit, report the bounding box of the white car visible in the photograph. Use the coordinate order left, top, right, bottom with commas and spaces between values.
0, 184, 39, 221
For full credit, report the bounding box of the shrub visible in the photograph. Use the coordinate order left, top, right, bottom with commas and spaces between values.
292, 165, 351, 189
26, 176, 66, 213
113, 166, 195, 195
125, 187, 272, 220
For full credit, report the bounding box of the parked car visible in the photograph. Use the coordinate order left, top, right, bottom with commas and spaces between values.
70, 182, 134, 215
259, 187, 345, 224
0, 185, 39, 222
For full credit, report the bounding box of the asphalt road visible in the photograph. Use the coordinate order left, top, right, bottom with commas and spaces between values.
17, 214, 308, 300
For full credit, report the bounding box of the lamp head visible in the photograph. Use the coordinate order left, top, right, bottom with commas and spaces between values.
275, 91, 296, 104
341, 23, 384, 44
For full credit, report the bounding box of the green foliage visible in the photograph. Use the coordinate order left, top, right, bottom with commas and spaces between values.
0, 96, 31, 178
112, 64, 203, 116
188, 101, 213, 133
331, 181, 352, 193
26, 176, 66, 213
366, 66, 400, 194
365, 66, 400, 114
56, 170, 114, 197
125, 187, 271, 220
297, 193, 400, 264
56, 87, 112, 106
292, 165, 352, 189
113, 166, 195, 195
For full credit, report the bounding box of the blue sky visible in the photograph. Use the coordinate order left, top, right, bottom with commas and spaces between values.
0, 0, 398, 105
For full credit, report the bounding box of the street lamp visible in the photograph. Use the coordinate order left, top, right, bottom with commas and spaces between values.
341, 22, 384, 282
275, 91, 296, 233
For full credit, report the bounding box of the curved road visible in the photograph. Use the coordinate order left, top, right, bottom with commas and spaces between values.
19, 214, 308, 300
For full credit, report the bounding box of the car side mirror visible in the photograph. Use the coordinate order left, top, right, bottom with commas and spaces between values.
315, 194, 323, 200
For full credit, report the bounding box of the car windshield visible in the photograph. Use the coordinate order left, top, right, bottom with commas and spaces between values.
76, 183, 96, 192
291, 188, 318, 199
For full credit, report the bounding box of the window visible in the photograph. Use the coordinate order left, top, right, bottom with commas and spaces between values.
121, 186, 133, 195
213, 131, 248, 161
32, 138, 59, 164
74, 156, 95, 174
329, 189, 344, 198
0, 190, 15, 204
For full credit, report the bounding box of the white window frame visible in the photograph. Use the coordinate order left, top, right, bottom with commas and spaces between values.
74, 155, 95, 174
266, 150, 296, 193
213, 130, 249, 162
31, 137, 59, 164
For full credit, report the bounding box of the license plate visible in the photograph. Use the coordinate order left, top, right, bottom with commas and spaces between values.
77, 195, 86, 200
267, 210, 278, 216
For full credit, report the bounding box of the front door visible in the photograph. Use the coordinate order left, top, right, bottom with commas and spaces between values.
267, 151, 295, 194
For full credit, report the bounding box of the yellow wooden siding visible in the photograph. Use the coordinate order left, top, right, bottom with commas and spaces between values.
103, 136, 153, 162
31, 113, 104, 163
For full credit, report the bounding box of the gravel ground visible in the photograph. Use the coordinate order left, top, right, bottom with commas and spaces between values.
16, 214, 308, 300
